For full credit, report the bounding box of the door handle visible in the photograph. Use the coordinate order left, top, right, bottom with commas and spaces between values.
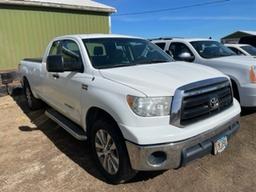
52, 74, 59, 79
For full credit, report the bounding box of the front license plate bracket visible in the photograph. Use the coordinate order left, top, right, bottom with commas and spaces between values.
214, 136, 228, 155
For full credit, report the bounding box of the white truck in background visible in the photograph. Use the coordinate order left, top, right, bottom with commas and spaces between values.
19, 34, 241, 184
225, 44, 256, 56
151, 38, 256, 107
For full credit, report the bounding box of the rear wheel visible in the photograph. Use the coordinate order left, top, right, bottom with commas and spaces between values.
24, 80, 43, 110
90, 119, 137, 184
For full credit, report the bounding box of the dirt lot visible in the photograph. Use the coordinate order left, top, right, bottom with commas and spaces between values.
0, 87, 255, 192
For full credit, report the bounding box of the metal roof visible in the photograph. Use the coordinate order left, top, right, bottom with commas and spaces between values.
221, 30, 256, 40
240, 30, 256, 36
0, 0, 116, 13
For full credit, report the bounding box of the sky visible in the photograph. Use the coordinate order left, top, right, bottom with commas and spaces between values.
97, 0, 256, 40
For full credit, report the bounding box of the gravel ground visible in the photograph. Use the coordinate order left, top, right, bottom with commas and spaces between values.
0, 88, 255, 192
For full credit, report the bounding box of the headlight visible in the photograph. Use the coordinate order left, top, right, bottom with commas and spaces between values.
249, 66, 256, 83
127, 95, 172, 117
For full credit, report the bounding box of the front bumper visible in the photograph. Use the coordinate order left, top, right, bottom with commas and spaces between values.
125, 115, 240, 171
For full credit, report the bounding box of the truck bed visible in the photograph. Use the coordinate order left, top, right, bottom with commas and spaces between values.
23, 58, 43, 63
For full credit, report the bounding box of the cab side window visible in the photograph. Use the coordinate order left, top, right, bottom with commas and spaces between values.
49, 41, 61, 56
155, 42, 166, 50
60, 40, 83, 65
169, 42, 194, 61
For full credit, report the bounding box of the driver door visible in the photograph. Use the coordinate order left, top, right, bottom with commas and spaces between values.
47, 39, 85, 124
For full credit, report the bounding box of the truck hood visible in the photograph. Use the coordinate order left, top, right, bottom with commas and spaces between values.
100, 62, 226, 96
209, 55, 256, 67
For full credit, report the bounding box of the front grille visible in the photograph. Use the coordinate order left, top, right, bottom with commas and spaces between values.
180, 79, 233, 125
169, 77, 233, 127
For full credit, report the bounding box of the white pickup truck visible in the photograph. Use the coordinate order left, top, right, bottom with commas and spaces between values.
225, 44, 256, 56
19, 34, 241, 184
152, 38, 256, 107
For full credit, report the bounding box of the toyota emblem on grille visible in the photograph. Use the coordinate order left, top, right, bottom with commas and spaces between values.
209, 97, 219, 110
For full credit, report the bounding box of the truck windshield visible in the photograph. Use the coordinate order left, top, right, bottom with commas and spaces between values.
190, 41, 236, 59
83, 38, 173, 69
241, 45, 256, 56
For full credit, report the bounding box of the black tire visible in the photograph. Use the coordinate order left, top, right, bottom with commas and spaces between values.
90, 119, 137, 184
231, 80, 240, 102
23, 80, 43, 110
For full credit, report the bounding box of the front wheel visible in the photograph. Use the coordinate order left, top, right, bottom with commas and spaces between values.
90, 119, 137, 184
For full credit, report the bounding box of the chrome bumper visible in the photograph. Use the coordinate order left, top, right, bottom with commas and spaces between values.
125, 115, 240, 171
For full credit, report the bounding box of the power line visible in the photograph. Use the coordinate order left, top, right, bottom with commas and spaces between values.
114, 0, 231, 16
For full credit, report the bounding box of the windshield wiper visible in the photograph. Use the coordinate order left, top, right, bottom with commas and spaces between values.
219, 54, 235, 57
137, 59, 169, 65
149, 59, 169, 63
99, 63, 136, 69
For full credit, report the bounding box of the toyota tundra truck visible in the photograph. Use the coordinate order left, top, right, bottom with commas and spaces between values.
151, 37, 256, 107
19, 34, 241, 184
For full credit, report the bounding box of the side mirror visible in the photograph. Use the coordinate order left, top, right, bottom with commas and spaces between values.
46, 55, 84, 73
46, 55, 64, 72
178, 52, 195, 62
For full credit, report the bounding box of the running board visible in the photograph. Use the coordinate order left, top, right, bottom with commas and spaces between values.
45, 109, 87, 141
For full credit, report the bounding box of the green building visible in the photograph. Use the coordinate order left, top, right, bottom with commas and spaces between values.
0, 0, 116, 71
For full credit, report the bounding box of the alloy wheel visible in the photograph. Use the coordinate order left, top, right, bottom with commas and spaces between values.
95, 129, 119, 175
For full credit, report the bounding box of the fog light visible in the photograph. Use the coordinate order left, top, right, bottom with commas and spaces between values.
148, 151, 167, 166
